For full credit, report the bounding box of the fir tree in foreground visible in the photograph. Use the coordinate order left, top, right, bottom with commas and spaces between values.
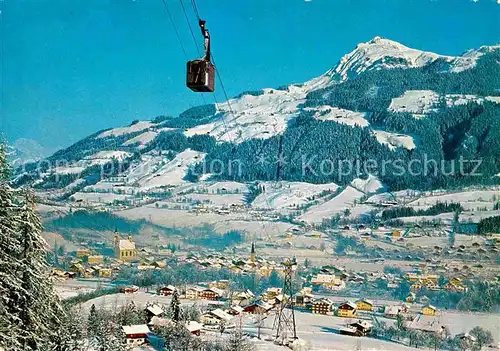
0, 143, 64, 350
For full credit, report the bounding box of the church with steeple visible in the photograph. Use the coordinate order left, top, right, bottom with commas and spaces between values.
113, 229, 137, 261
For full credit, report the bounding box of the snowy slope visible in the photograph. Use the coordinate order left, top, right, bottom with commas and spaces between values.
450, 44, 500, 73
97, 121, 154, 138
83, 151, 132, 165
330, 37, 454, 82
252, 181, 340, 210
297, 186, 365, 224
184, 87, 309, 143
306, 105, 369, 127
138, 149, 205, 189
372, 130, 416, 150
388, 90, 500, 117
350, 175, 385, 194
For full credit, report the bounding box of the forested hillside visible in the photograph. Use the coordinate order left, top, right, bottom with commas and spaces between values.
12, 40, 500, 194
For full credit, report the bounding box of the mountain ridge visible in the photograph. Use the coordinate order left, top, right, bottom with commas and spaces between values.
12, 37, 500, 198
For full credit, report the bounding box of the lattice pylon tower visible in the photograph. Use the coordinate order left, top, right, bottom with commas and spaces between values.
273, 258, 298, 344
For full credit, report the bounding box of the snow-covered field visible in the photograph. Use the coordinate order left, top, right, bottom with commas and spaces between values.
297, 186, 365, 224
351, 175, 385, 194
388, 90, 439, 116
308, 105, 369, 127
84, 151, 132, 166
122, 130, 158, 148
388, 90, 500, 118
407, 190, 499, 207
184, 87, 308, 143
138, 149, 205, 189
372, 130, 416, 150
71, 192, 132, 204
97, 121, 154, 138
252, 181, 340, 210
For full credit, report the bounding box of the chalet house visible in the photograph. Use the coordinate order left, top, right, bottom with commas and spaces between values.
227, 305, 244, 316
200, 309, 232, 325
405, 292, 416, 303
199, 288, 224, 301
312, 298, 334, 315
410, 282, 423, 292
121, 286, 139, 294
158, 285, 176, 296
340, 320, 374, 336
206, 301, 225, 312
355, 299, 373, 311
98, 268, 112, 278
69, 262, 85, 276
63, 271, 78, 279
407, 314, 445, 334
185, 286, 204, 300
337, 301, 357, 318
186, 321, 203, 336
232, 289, 254, 306
87, 255, 104, 265
122, 325, 150, 347
145, 305, 164, 321
243, 302, 273, 315
208, 280, 230, 290
418, 295, 430, 304
148, 316, 172, 328
51, 269, 70, 279
76, 249, 91, 258
312, 273, 337, 286
384, 305, 403, 319
295, 293, 314, 307
444, 282, 467, 292
264, 287, 282, 299
421, 304, 437, 316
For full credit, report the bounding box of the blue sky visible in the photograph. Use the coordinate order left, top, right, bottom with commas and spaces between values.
1, 0, 499, 153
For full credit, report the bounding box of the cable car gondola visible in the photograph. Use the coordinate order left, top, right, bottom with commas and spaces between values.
186, 19, 215, 92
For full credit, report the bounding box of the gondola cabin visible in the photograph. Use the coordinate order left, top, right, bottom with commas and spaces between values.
187, 59, 215, 92
186, 19, 215, 92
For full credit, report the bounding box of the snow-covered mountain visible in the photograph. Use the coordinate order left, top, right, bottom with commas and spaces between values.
179, 37, 500, 144
12, 37, 500, 205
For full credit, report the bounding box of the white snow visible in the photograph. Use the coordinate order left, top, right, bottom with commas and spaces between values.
97, 121, 154, 138
139, 149, 205, 189
71, 192, 132, 204
307, 105, 369, 127
406, 190, 499, 207
372, 130, 416, 150
450, 44, 500, 73
388, 90, 439, 116
486, 96, 500, 103
53, 166, 86, 174
444, 94, 484, 107
332, 37, 454, 82
123, 131, 158, 147
184, 87, 307, 143
350, 175, 384, 194
84, 151, 132, 165
388, 90, 500, 118
252, 181, 340, 210
297, 186, 365, 224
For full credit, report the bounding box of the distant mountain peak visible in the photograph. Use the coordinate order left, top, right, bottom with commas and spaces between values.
330, 37, 452, 82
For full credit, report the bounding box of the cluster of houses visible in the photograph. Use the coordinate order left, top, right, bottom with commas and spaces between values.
116, 278, 447, 348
